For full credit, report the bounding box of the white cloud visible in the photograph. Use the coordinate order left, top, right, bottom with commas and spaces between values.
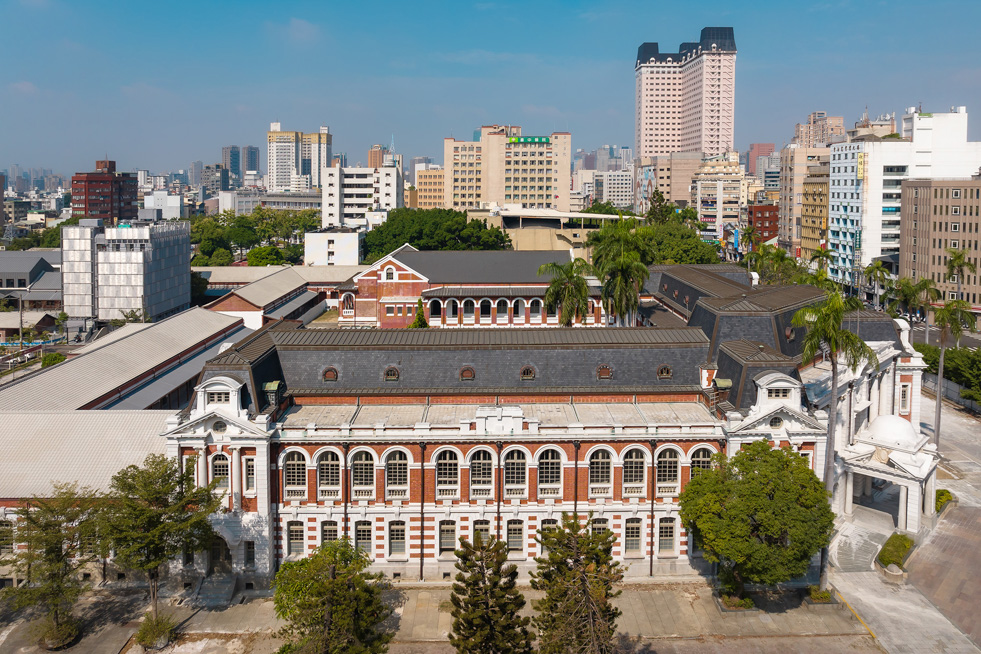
8, 81, 38, 95
266, 17, 322, 44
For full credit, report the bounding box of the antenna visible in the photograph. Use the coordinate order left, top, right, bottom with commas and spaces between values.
389, 134, 395, 154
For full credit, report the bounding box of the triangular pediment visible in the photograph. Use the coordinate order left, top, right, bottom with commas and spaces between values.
731, 405, 824, 434
162, 410, 269, 439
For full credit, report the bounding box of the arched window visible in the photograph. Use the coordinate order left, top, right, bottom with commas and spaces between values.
496, 299, 509, 319
211, 454, 229, 490
351, 452, 375, 496
283, 452, 306, 499
530, 299, 542, 319
384, 267, 395, 281
591, 517, 609, 535
690, 448, 713, 474
657, 365, 673, 380
384, 367, 399, 382
480, 299, 492, 318
463, 299, 475, 318
355, 520, 372, 554
318, 452, 341, 500
459, 366, 475, 382
470, 450, 493, 498
537, 449, 562, 496
520, 366, 536, 381
473, 519, 491, 544
506, 519, 523, 552
622, 448, 646, 491
323, 367, 338, 382
447, 299, 459, 319
588, 450, 611, 490
504, 451, 526, 496
596, 365, 613, 380
539, 518, 558, 554
436, 450, 459, 495
0, 520, 13, 554
342, 294, 354, 311
385, 451, 408, 499
429, 300, 442, 317
514, 299, 525, 319
657, 450, 679, 494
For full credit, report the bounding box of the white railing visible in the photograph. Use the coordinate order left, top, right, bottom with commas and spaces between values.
437, 487, 458, 499
505, 486, 526, 498
589, 485, 611, 497
318, 488, 340, 500
538, 486, 561, 497
657, 485, 679, 496
386, 488, 407, 500
285, 488, 306, 500
470, 487, 492, 498
623, 485, 645, 497
352, 488, 374, 500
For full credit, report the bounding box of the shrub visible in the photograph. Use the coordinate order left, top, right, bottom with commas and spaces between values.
808, 585, 832, 603
40, 352, 66, 368
34, 616, 80, 649
936, 489, 955, 513
721, 594, 754, 609
135, 612, 177, 648
877, 533, 914, 568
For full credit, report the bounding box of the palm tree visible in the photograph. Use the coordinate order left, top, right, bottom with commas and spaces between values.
598, 251, 649, 327
792, 289, 878, 591
538, 258, 593, 327
810, 247, 835, 272
945, 247, 977, 302
933, 300, 976, 447
888, 277, 920, 318
863, 260, 889, 310
588, 217, 649, 272
916, 278, 941, 345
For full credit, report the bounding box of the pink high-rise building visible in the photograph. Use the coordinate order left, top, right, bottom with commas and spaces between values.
635, 27, 736, 159
747, 143, 775, 176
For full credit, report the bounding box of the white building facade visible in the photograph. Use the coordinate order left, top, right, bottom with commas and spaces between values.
321, 167, 403, 228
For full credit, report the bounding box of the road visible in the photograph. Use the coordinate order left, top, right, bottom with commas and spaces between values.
910, 323, 981, 349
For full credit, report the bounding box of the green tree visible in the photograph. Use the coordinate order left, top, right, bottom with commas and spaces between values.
539, 258, 593, 326
274, 539, 392, 654
190, 271, 209, 305
449, 534, 534, 654
679, 441, 834, 597
531, 513, 622, 654
190, 253, 211, 266
945, 247, 977, 301
809, 247, 834, 272
932, 300, 976, 448
408, 299, 429, 328
103, 454, 221, 621
361, 208, 511, 263
642, 188, 674, 225
0, 483, 103, 647
581, 200, 632, 216
247, 245, 285, 267
863, 260, 889, 309
209, 247, 234, 267
54, 310, 69, 334
228, 225, 259, 258
40, 351, 66, 368
792, 290, 878, 590
588, 218, 650, 271
599, 251, 649, 327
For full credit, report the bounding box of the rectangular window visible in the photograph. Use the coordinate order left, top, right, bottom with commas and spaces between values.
658, 519, 675, 555
440, 521, 456, 554
355, 521, 372, 554
624, 518, 642, 554
245, 458, 256, 492
207, 392, 230, 404
473, 520, 491, 544
767, 388, 791, 399
900, 383, 911, 414
506, 520, 523, 552
321, 521, 338, 543
389, 522, 406, 556
591, 518, 609, 536
538, 518, 558, 554
386, 306, 395, 316
0, 521, 13, 554
287, 521, 304, 556
244, 541, 255, 567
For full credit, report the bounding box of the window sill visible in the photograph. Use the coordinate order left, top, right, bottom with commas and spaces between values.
386, 556, 408, 563
623, 554, 645, 560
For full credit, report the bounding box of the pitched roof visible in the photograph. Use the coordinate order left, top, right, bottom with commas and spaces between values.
697, 284, 825, 313
0, 411, 171, 497
393, 250, 571, 284
646, 265, 752, 297
720, 339, 794, 364
0, 308, 243, 411
0, 310, 54, 329
227, 268, 306, 308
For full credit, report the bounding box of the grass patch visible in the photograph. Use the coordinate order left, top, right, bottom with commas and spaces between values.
135, 612, 177, 649
438, 600, 454, 613
720, 594, 754, 609
936, 488, 955, 512
808, 585, 832, 603
877, 533, 914, 568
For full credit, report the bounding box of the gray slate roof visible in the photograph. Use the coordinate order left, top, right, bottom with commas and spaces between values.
0, 411, 171, 497
393, 250, 571, 284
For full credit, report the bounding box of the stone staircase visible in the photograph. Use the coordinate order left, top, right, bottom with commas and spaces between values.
194, 574, 238, 607
830, 507, 893, 572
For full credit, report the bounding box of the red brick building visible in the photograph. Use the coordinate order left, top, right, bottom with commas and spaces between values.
70, 160, 138, 225
746, 203, 779, 250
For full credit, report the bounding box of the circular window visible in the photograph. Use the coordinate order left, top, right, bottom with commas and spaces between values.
212, 421, 227, 434
769, 416, 783, 429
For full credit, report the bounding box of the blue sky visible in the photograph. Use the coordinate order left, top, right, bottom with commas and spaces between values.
3, 0, 981, 176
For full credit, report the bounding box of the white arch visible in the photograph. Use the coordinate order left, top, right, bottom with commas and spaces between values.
583, 444, 618, 463
653, 443, 686, 462
347, 445, 378, 462
382, 265, 396, 281
381, 445, 415, 465
685, 442, 720, 464
311, 445, 345, 464
501, 444, 533, 462
465, 445, 496, 468
533, 444, 568, 466
429, 445, 464, 464
278, 446, 311, 468
618, 444, 651, 465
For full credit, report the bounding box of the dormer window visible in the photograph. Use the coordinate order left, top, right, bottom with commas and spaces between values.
520, 366, 536, 381
323, 367, 338, 382
207, 391, 230, 404
459, 366, 475, 382
767, 388, 791, 399
596, 365, 613, 380
385, 367, 400, 382
656, 365, 672, 380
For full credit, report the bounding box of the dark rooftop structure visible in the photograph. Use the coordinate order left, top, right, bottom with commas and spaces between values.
636, 27, 737, 67
392, 249, 570, 284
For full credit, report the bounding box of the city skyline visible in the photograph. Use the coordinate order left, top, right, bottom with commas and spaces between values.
3, 0, 981, 174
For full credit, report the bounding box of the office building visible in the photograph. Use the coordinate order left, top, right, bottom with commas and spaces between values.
367, 145, 388, 169
62, 219, 191, 328
634, 151, 703, 211
415, 168, 444, 209
331, 153, 348, 169
794, 112, 845, 148
189, 161, 203, 187
408, 156, 433, 185
777, 145, 829, 256
302, 127, 333, 188
746, 143, 774, 177
900, 177, 981, 316
222, 146, 241, 180
70, 160, 138, 225
242, 146, 261, 174
442, 125, 572, 212
321, 166, 403, 228
201, 165, 230, 195
594, 169, 635, 209
800, 159, 831, 263
635, 27, 736, 158
304, 227, 364, 266
828, 106, 981, 287
690, 153, 744, 240
267, 123, 333, 192
142, 191, 185, 221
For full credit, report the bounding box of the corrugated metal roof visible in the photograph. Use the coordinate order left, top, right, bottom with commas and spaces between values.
0, 308, 243, 411
421, 286, 551, 298
193, 266, 281, 284
0, 411, 171, 497
72, 322, 153, 355
230, 268, 307, 308
269, 326, 709, 350
266, 290, 319, 319
293, 266, 368, 283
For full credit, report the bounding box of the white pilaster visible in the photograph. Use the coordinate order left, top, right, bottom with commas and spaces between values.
844, 471, 854, 516
898, 485, 909, 531
231, 447, 242, 512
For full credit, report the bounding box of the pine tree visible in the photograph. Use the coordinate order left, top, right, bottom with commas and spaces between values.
408, 299, 429, 328
449, 533, 533, 654
531, 513, 622, 654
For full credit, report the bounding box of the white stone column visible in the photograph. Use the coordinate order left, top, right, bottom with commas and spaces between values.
870, 375, 880, 422
844, 471, 854, 515
196, 447, 207, 488
898, 485, 909, 531
925, 472, 937, 516
864, 475, 873, 497
231, 447, 242, 512
880, 364, 894, 416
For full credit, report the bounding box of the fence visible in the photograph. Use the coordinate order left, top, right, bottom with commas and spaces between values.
922, 372, 981, 414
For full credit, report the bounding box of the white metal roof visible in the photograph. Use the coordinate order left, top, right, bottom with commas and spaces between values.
0, 411, 172, 497
228, 268, 307, 309
0, 308, 243, 411
0, 311, 54, 329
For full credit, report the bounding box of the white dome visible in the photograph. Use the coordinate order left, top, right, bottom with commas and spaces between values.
865, 415, 919, 449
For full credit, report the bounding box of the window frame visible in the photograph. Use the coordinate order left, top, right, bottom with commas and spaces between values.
321, 520, 338, 543
435, 450, 460, 498
537, 448, 562, 497
622, 448, 646, 497
287, 521, 304, 556
588, 450, 612, 496
656, 449, 680, 495
469, 450, 494, 498
624, 518, 642, 555
506, 519, 523, 553
389, 521, 406, 557
283, 452, 307, 500
318, 452, 341, 500
354, 520, 372, 555
323, 367, 338, 382
211, 454, 230, 491
439, 520, 456, 555
351, 452, 375, 498
503, 450, 527, 498
385, 451, 408, 500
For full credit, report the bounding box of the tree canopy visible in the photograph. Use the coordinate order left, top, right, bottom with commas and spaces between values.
679, 441, 834, 596
361, 208, 511, 263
